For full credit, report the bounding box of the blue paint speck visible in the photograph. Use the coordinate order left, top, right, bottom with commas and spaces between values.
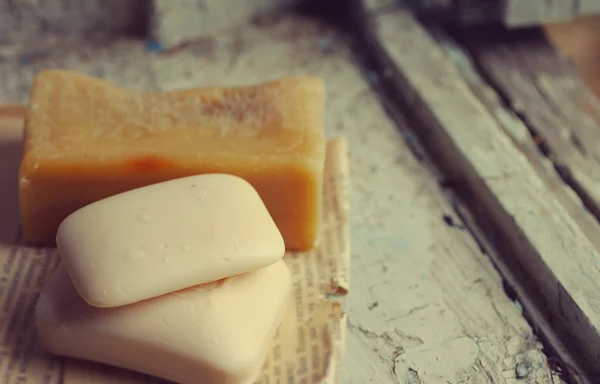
589, 253, 600, 271
403, 131, 417, 143
370, 165, 378, 173
367, 71, 380, 84
18, 55, 30, 65
513, 300, 523, 314
351, 226, 411, 250
317, 37, 334, 52
145, 39, 164, 53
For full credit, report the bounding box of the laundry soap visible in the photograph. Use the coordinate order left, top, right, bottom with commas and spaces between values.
56, 174, 284, 308
36, 260, 291, 384
19, 70, 326, 250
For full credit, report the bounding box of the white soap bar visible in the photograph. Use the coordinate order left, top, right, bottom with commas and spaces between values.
56, 174, 285, 308
36, 261, 291, 384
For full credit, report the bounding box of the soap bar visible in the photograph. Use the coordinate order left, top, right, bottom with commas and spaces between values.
36, 261, 291, 384
20, 70, 325, 250
0, 105, 26, 241
57, 174, 284, 308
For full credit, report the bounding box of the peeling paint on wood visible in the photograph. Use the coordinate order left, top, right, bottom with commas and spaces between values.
459, 28, 600, 234
352, 1, 599, 381
0, 0, 146, 45
365, 0, 600, 26
0, 10, 562, 384
150, 0, 300, 48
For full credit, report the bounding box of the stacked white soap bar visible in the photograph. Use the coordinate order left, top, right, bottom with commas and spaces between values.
35, 174, 291, 384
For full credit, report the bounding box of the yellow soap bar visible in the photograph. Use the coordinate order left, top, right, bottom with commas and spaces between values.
19, 70, 326, 250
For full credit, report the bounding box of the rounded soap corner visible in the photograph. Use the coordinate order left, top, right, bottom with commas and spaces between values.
225, 325, 278, 384
231, 357, 267, 384
79, 293, 111, 309
312, 76, 326, 89
268, 223, 286, 256
221, 173, 254, 188
272, 259, 291, 284
34, 291, 54, 327
66, 272, 111, 309
54, 218, 72, 252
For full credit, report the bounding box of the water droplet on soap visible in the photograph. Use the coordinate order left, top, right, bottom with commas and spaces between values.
162, 249, 175, 262
231, 244, 244, 253
91, 261, 97, 267
222, 256, 230, 262
190, 185, 207, 200
118, 283, 129, 296
124, 249, 146, 261
137, 212, 151, 223
182, 245, 191, 252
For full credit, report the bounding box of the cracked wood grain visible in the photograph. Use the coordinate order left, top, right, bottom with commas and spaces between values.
543, 15, 600, 99
352, 0, 599, 381
460, 28, 600, 222
0, 0, 301, 50
0, 0, 145, 46
150, 0, 301, 48
432, 28, 600, 383
0, 11, 558, 384
366, 0, 600, 27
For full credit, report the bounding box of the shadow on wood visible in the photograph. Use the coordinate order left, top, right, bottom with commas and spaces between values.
544, 15, 600, 98
0, 108, 23, 244
348, 2, 600, 381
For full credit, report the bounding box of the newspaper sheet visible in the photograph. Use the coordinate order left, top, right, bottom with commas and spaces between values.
0, 106, 350, 384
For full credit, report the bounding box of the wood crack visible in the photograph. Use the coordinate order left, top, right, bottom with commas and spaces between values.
342, 1, 594, 381
386, 304, 430, 322
451, 27, 600, 225
347, 318, 403, 383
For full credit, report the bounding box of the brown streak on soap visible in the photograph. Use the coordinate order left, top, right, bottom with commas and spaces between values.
127, 155, 168, 172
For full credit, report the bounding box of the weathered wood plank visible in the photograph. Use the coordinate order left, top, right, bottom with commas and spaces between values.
579, 0, 600, 15
504, 0, 576, 26
543, 15, 600, 98
432, 27, 600, 381
364, 0, 590, 26
353, 2, 600, 381
0, 0, 145, 46
460, 28, 600, 226
150, 0, 301, 48
0, 0, 302, 51
0, 12, 556, 384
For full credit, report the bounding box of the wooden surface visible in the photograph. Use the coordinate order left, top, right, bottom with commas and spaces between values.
366, 0, 600, 26
0, 0, 143, 45
504, 0, 600, 25
150, 0, 300, 47
460, 27, 600, 220
458, 24, 600, 381
544, 15, 600, 98
0, 10, 560, 384
0, 0, 302, 49
353, 0, 600, 381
